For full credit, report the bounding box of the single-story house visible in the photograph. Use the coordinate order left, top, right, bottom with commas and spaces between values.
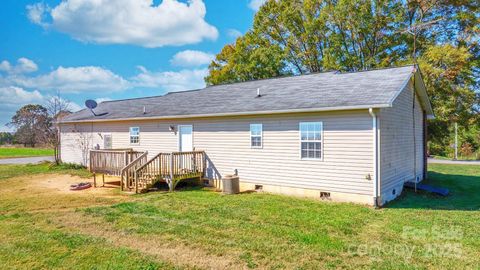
59, 65, 434, 206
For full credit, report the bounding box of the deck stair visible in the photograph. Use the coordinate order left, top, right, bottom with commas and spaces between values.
124, 151, 205, 193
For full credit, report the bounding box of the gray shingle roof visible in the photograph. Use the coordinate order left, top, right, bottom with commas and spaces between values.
61, 65, 425, 123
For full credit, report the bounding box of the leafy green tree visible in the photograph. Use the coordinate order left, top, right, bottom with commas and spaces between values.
206, 32, 287, 85
8, 104, 51, 147
0, 132, 14, 145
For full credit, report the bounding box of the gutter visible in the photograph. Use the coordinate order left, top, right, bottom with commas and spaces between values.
59, 103, 392, 124
369, 108, 380, 208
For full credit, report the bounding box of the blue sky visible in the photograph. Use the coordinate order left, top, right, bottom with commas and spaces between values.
0, 0, 266, 131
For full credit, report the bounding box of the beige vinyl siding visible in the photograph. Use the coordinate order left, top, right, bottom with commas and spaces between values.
379, 81, 425, 198
60, 110, 374, 196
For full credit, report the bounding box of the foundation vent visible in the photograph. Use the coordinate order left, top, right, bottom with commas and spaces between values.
254, 185, 263, 191
320, 192, 331, 200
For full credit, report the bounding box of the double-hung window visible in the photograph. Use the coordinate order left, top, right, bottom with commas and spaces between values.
130, 127, 140, 144
300, 122, 322, 159
250, 123, 263, 148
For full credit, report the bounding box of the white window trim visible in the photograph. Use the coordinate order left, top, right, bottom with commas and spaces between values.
299, 121, 323, 161
129, 127, 140, 145
250, 123, 263, 149
103, 133, 112, 149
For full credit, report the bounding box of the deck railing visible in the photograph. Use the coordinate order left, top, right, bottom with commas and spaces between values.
170, 151, 205, 182
120, 151, 148, 191
89, 149, 145, 176
135, 150, 205, 192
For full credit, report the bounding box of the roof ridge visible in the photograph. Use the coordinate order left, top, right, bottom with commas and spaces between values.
336, 64, 415, 75
204, 64, 415, 88
101, 93, 167, 103
164, 88, 203, 96
89, 64, 416, 106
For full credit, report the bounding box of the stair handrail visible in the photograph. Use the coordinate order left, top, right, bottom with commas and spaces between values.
120, 151, 148, 191
135, 152, 163, 173
133, 150, 206, 193
135, 150, 205, 175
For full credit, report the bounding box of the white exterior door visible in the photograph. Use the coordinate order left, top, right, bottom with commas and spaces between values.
178, 125, 193, 152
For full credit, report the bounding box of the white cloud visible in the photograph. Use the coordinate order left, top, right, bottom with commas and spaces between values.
0, 58, 38, 74
27, 0, 218, 48
131, 67, 208, 92
1, 63, 206, 94
0, 61, 11, 72
26, 2, 50, 28
248, 0, 267, 11
16, 58, 38, 73
13, 66, 129, 93
0, 86, 44, 105
0, 86, 45, 132
67, 101, 83, 112
227, 29, 242, 39
170, 50, 214, 67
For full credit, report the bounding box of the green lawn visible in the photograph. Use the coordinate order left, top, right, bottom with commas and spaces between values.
431, 154, 480, 161
0, 162, 91, 180
0, 163, 478, 269
0, 147, 54, 159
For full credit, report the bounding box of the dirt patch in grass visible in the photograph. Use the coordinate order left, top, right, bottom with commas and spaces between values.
0, 173, 244, 269
0, 174, 129, 214
30, 174, 121, 196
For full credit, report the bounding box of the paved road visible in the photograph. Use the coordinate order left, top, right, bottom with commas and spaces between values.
428, 158, 480, 165
0, 156, 54, 165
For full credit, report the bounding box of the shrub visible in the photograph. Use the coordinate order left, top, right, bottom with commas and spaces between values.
53, 162, 86, 170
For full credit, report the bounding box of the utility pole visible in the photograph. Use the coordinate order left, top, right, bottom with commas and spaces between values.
454, 122, 458, 160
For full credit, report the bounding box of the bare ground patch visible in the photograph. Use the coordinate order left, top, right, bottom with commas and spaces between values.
0, 174, 130, 213
0, 173, 246, 269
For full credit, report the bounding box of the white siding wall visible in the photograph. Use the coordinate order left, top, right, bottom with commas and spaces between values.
379, 81, 424, 203
60, 110, 375, 196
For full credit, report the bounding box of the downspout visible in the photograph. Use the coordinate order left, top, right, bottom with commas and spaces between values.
369, 108, 379, 207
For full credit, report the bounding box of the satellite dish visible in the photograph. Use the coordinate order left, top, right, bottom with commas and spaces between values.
85, 99, 97, 109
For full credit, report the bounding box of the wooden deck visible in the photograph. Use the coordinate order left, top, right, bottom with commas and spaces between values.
89, 149, 205, 193
89, 149, 144, 176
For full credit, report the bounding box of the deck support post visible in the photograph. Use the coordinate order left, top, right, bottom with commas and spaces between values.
120, 173, 124, 191
93, 173, 97, 187
169, 153, 174, 192
135, 171, 138, 193
202, 152, 206, 178
102, 174, 105, 187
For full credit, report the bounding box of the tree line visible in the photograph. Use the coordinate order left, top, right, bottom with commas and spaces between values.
206, 0, 479, 158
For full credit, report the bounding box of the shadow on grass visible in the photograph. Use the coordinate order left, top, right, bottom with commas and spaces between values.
149, 178, 204, 192
387, 171, 480, 211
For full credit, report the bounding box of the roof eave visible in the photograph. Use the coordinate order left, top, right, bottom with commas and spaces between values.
386, 65, 435, 119
413, 67, 435, 118
59, 104, 392, 124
